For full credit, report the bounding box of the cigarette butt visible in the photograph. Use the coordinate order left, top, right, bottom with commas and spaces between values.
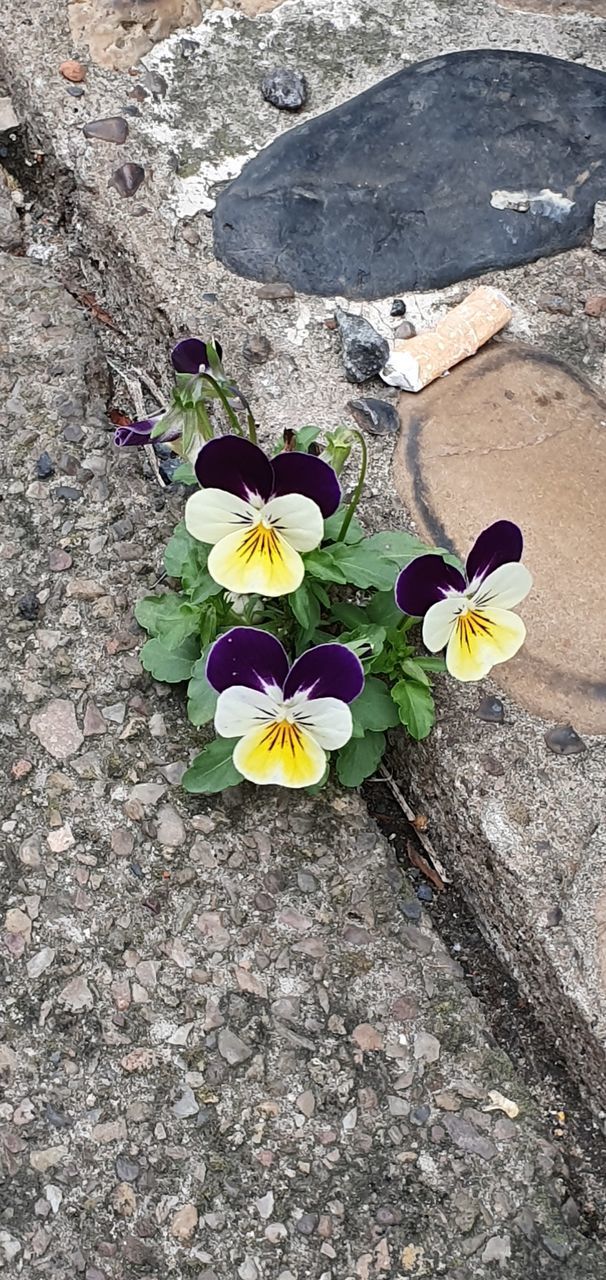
380, 286, 512, 393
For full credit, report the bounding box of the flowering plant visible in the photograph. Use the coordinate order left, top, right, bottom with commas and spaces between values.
118, 339, 531, 793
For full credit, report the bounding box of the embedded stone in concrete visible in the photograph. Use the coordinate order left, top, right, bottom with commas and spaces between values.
214, 50, 606, 300
394, 341, 606, 734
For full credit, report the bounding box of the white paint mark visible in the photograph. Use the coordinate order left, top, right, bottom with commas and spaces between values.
491, 188, 575, 222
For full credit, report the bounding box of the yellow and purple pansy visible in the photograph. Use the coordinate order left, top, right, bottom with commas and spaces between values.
395, 521, 532, 682
185, 436, 341, 598
207, 627, 364, 787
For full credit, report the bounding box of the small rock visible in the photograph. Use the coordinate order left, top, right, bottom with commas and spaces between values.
296, 1090, 315, 1117
442, 1113, 497, 1161
584, 293, 606, 317
482, 1235, 511, 1264
347, 396, 400, 436
257, 282, 295, 300
12, 758, 33, 780
83, 702, 107, 737
30, 1145, 67, 1173
92, 1119, 127, 1144
394, 319, 417, 340
54, 484, 82, 501
115, 1153, 140, 1183
238, 1260, 260, 1280
83, 117, 129, 144
261, 68, 308, 111
110, 163, 145, 198
172, 1086, 199, 1119
18, 591, 40, 621
544, 724, 587, 756
36, 452, 55, 479
59, 60, 86, 83
256, 1191, 274, 1220
181, 223, 199, 245
416, 883, 433, 904
170, 1202, 198, 1243
376, 1206, 402, 1226
156, 804, 185, 847
47, 824, 74, 853
352, 1023, 384, 1052
112, 1183, 136, 1217
592, 201, 606, 252
111, 827, 134, 857
26, 947, 55, 979
546, 904, 563, 927
335, 308, 389, 383
0, 95, 19, 131
537, 292, 572, 316
30, 699, 83, 760
123, 1236, 157, 1267
243, 334, 272, 364
478, 695, 505, 723
58, 976, 93, 1012
49, 548, 72, 572
295, 1212, 319, 1236
5, 907, 32, 943
217, 1027, 252, 1065
390, 298, 407, 317
399, 899, 422, 922
414, 1031, 440, 1063
410, 1104, 431, 1126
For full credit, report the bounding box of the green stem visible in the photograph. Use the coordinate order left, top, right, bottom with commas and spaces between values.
200, 374, 244, 437
337, 429, 367, 542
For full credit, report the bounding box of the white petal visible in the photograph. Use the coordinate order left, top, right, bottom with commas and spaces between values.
292, 696, 353, 750
214, 685, 282, 738
263, 493, 324, 552
422, 595, 464, 652
185, 488, 256, 546
471, 562, 533, 610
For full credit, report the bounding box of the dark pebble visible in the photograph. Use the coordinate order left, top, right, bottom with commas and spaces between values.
541, 1236, 569, 1261
54, 485, 82, 501
478, 695, 505, 723
261, 68, 308, 112
537, 292, 573, 316
390, 298, 407, 317
129, 862, 145, 879
66, 85, 85, 98
561, 1196, 580, 1228
123, 105, 141, 118
347, 396, 399, 436
243, 334, 272, 364
546, 905, 563, 927
63, 423, 85, 444
110, 162, 145, 198
335, 307, 389, 383
142, 70, 168, 98
18, 591, 40, 621
180, 38, 199, 59
115, 1154, 141, 1182
46, 1104, 71, 1128
544, 724, 587, 756
128, 86, 148, 103
416, 883, 434, 904
410, 1104, 431, 1126
399, 899, 422, 922
83, 116, 129, 144
295, 1212, 319, 1235
36, 451, 55, 479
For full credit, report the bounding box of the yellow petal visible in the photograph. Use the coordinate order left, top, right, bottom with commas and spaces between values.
234, 720, 326, 788
208, 524, 304, 597
446, 606, 526, 682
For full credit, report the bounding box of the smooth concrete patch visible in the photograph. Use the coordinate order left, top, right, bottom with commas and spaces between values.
394, 341, 606, 734
214, 49, 606, 299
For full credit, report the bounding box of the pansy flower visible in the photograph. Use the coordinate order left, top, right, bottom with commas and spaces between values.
395, 521, 532, 682
207, 627, 364, 787
185, 436, 341, 597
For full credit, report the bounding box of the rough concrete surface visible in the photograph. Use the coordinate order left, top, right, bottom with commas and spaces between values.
4, 255, 606, 1276
1, 0, 606, 1268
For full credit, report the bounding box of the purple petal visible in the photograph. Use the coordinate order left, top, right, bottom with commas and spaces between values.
395, 555, 466, 617
195, 436, 273, 502
171, 337, 223, 374
206, 627, 289, 695
466, 520, 523, 585
271, 452, 341, 518
284, 644, 364, 704
114, 416, 159, 447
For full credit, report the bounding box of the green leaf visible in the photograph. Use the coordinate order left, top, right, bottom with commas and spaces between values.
140, 635, 199, 683
337, 625, 386, 664
187, 656, 218, 726
309, 579, 330, 608
322, 507, 364, 544
182, 738, 243, 794
303, 548, 348, 584
295, 425, 320, 452
391, 679, 435, 740
351, 677, 400, 735
336, 731, 386, 787
416, 655, 447, 672
289, 582, 321, 635
171, 461, 197, 485
364, 530, 433, 564
135, 594, 201, 645
399, 657, 431, 687
164, 522, 199, 578
331, 602, 369, 629
367, 590, 403, 628
329, 541, 398, 591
